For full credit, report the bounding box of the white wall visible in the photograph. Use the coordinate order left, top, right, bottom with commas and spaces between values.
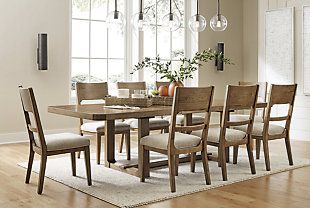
258, 0, 310, 140
0, 0, 76, 143
199, 0, 244, 99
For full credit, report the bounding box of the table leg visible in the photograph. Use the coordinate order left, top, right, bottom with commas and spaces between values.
138, 118, 150, 178
104, 119, 116, 167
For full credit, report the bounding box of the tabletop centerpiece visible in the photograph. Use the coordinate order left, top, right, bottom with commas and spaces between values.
131, 48, 232, 96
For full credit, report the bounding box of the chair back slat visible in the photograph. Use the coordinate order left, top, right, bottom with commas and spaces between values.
269, 84, 297, 105
19, 87, 46, 150
239, 81, 267, 102
117, 82, 146, 95
225, 85, 259, 110
76, 82, 109, 104
155, 81, 170, 90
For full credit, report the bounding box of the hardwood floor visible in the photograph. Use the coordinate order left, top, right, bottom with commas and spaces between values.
0, 134, 310, 208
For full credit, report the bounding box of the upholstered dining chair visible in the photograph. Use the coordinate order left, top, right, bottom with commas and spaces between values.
117, 82, 170, 153
230, 81, 268, 163
234, 84, 297, 171
192, 85, 259, 181
76, 82, 131, 164
139, 86, 214, 192
155, 81, 206, 126
19, 87, 92, 194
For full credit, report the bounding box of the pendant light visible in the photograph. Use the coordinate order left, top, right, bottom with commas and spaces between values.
162, 0, 181, 32
188, 0, 206, 32
107, 0, 125, 30
132, 0, 148, 31
210, 0, 227, 31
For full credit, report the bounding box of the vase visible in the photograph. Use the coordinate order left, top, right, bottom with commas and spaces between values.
168, 81, 184, 97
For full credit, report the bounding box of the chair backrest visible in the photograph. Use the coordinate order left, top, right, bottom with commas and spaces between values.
169, 86, 215, 151
222, 85, 259, 137
76, 82, 109, 104
117, 82, 146, 95
239, 81, 268, 102
19, 87, 46, 150
264, 84, 297, 133
155, 81, 170, 90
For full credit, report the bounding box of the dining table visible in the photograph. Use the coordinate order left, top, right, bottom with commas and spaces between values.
48, 99, 267, 177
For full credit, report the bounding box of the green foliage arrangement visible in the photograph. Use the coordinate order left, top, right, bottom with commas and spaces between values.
131, 48, 232, 82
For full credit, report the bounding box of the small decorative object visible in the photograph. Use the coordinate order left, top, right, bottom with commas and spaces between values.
151, 90, 159, 96
106, 0, 125, 30
210, 0, 228, 31
132, 90, 146, 98
117, 89, 130, 98
132, 0, 149, 31
162, 0, 180, 31
131, 48, 232, 96
158, 85, 169, 96
188, 0, 207, 33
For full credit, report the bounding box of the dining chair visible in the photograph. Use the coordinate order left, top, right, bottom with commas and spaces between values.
117, 82, 170, 153
19, 87, 92, 194
155, 81, 206, 126
192, 85, 259, 181
234, 84, 297, 171
76, 82, 131, 164
139, 86, 214, 192
230, 81, 268, 163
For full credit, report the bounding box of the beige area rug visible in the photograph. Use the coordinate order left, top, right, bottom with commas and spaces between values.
18, 147, 310, 208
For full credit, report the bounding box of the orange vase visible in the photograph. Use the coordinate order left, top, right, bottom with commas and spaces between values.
168, 81, 184, 97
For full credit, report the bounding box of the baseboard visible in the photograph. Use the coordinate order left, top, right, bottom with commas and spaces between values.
0, 128, 78, 145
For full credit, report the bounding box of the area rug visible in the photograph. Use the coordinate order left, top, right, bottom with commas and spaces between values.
18, 148, 310, 208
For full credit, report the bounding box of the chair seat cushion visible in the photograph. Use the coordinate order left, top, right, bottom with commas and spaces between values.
234, 123, 285, 136
192, 127, 247, 143
164, 115, 205, 125
140, 132, 201, 150
44, 133, 90, 151
81, 121, 130, 133
230, 114, 263, 123
124, 118, 169, 129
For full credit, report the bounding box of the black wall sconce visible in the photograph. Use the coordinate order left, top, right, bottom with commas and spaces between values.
215, 42, 224, 71
37, 33, 48, 70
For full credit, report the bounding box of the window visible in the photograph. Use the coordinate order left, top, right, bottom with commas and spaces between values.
71, 0, 195, 97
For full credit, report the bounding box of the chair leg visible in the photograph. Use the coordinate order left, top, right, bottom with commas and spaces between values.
262, 139, 271, 171
139, 145, 147, 182
218, 148, 221, 167
175, 154, 179, 176
233, 146, 238, 164
25, 149, 34, 184
164, 126, 169, 133
70, 152, 76, 176
220, 147, 228, 181
246, 143, 256, 174
225, 147, 230, 163
201, 150, 211, 185
119, 133, 125, 153
285, 134, 293, 166
96, 133, 101, 165
190, 152, 196, 173
256, 139, 261, 159
37, 155, 47, 194
168, 154, 176, 193
125, 132, 131, 160
84, 146, 92, 186
77, 151, 81, 159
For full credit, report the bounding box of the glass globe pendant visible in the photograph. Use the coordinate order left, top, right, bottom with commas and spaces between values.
188, 0, 206, 32
106, 0, 125, 30
210, 0, 228, 31
162, 0, 180, 32
132, 0, 148, 31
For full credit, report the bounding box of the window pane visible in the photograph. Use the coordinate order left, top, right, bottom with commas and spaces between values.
172, 0, 185, 26
172, 28, 185, 60
91, 0, 107, 20
91, 21, 107, 58
157, 27, 171, 59
108, 59, 124, 95
156, 0, 169, 25
144, 26, 156, 58
108, 28, 124, 58
71, 59, 89, 96
72, 0, 90, 19
144, 67, 156, 91
72, 20, 89, 57
90, 59, 107, 82
144, 0, 156, 25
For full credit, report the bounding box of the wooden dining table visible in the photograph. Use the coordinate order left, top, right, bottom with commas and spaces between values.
48, 100, 267, 177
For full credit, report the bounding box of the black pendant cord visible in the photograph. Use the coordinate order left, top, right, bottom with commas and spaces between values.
140, 0, 143, 13
170, 0, 172, 14
139, 0, 144, 20
196, 0, 199, 21
217, 0, 221, 17
115, 0, 118, 12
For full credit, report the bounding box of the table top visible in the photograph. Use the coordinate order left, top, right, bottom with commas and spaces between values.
48, 100, 267, 121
